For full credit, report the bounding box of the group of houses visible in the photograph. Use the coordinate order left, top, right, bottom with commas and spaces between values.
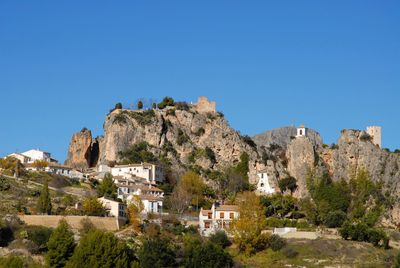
6, 149, 85, 180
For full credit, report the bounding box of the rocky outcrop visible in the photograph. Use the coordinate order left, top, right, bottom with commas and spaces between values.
253, 126, 323, 151
322, 129, 400, 186
286, 136, 316, 197
65, 128, 100, 169
66, 104, 265, 182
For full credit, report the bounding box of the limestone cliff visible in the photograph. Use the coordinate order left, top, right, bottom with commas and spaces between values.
252, 126, 323, 151
65, 99, 265, 182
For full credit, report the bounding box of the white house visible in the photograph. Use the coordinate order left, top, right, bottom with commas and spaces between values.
199, 203, 239, 237
111, 163, 164, 183
127, 194, 163, 214
118, 183, 164, 214
25, 163, 84, 179
98, 197, 127, 219
20, 149, 57, 163
117, 184, 164, 200
256, 169, 276, 195
7, 153, 31, 164
296, 125, 307, 137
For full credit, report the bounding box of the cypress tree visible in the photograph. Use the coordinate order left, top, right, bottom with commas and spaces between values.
37, 179, 52, 214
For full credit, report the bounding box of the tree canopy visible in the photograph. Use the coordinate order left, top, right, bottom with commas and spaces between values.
66, 229, 132, 268
46, 219, 75, 268
96, 173, 117, 200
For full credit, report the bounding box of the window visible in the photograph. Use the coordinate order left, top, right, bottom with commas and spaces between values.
261, 173, 264, 178
230, 213, 234, 219
208, 212, 212, 219
300, 130, 303, 135
220, 212, 224, 219
260, 183, 264, 187
205, 222, 210, 229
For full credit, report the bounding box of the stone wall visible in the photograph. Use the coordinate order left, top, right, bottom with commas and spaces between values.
19, 215, 124, 231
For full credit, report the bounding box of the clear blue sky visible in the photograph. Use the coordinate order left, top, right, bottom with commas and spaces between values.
1, 1, 399, 162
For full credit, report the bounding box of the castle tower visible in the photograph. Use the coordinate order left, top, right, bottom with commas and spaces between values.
366, 126, 382, 148
296, 124, 307, 137
195, 96, 216, 113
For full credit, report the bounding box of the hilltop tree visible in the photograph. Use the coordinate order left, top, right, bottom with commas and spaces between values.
157, 96, 175, 109
114, 103, 122, 110
137, 100, 143, 110
37, 179, 52, 215
96, 173, 117, 200
46, 219, 75, 268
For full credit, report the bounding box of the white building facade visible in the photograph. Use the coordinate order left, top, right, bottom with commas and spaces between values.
199, 203, 239, 237
296, 125, 307, 137
256, 170, 275, 195
98, 197, 127, 219
111, 163, 164, 183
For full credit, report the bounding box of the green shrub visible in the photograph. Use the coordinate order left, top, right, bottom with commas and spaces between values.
0, 176, 10, 191
177, 129, 190, 146
268, 234, 286, 251
118, 142, 156, 164
194, 127, 205, 136
242, 135, 257, 149
183, 235, 233, 268
66, 229, 132, 268
138, 234, 176, 268
278, 176, 298, 194
339, 221, 389, 248
251, 233, 270, 253
112, 112, 127, 125
0, 255, 24, 268
323, 210, 347, 228
157, 97, 175, 109
0, 223, 14, 247
129, 110, 156, 126
175, 101, 189, 111
282, 247, 299, 258
209, 231, 231, 248
166, 109, 176, 116
26, 225, 53, 249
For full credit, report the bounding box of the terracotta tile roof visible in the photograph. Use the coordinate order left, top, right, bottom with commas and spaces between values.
139, 194, 163, 201
117, 184, 163, 192
215, 205, 238, 211
113, 163, 154, 168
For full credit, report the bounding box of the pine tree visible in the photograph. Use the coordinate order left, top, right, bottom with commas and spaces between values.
37, 179, 52, 214
96, 173, 117, 200
46, 219, 76, 268
66, 229, 131, 268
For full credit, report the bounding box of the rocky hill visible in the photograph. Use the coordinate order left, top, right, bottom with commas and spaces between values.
65, 97, 265, 183
65, 97, 400, 224
252, 125, 323, 150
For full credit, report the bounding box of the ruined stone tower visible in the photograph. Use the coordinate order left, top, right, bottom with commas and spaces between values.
366, 126, 382, 148
195, 96, 216, 113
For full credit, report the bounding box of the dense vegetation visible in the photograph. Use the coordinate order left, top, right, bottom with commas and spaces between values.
118, 142, 156, 164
